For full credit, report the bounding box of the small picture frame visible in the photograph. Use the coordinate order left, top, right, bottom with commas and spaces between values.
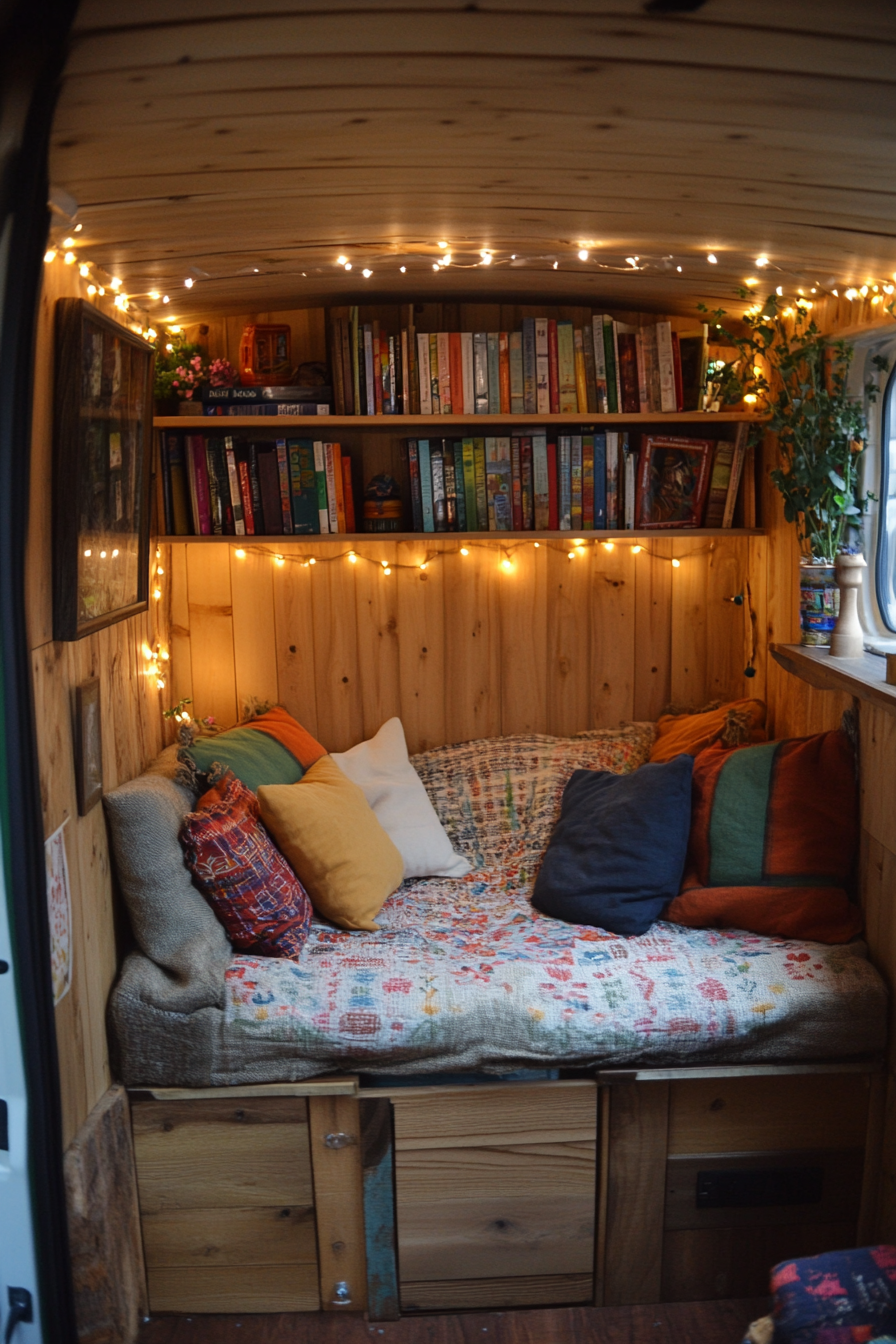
634, 434, 715, 530
73, 679, 103, 815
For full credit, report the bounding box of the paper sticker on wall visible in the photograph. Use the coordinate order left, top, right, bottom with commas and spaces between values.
45, 821, 72, 1006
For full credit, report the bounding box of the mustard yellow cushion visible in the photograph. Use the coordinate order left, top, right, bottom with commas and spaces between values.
257, 756, 404, 931
650, 698, 767, 764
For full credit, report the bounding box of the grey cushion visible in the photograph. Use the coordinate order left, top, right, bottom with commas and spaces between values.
103, 749, 231, 1009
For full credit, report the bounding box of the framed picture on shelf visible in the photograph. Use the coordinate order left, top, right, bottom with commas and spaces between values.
53, 299, 155, 640
73, 678, 103, 815
634, 435, 715, 530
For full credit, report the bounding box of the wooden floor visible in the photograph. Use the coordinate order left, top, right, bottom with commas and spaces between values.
138, 1299, 768, 1343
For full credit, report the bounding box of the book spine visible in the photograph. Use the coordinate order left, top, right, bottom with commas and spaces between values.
407, 439, 424, 531
671, 332, 684, 411
535, 318, 550, 415
401, 329, 410, 414
612, 322, 623, 412
257, 449, 282, 536
430, 440, 447, 531
559, 435, 572, 530
605, 431, 619, 529
429, 333, 441, 415
573, 329, 588, 415
189, 435, 212, 534
372, 326, 383, 414
238, 458, 255, 535
487, 333, 500, 414
461, 332, 475, 415
704, 439, 734, 528
437, 331, 452, 414
521, 436, 534, 529
160, 432, 175, 533
342, 452, 356, 531
582, 324, 599, 414
408, 308, 419, 414
300, 440, 322, 535
494, 436, 512, 531
350, 306, 360, 415
522, 318, 537, 414
416, 332, 432, 415
582, 434, 594, 530
363, 326, 375, 415
602, 317, 618, 414
642, 324, 661, 413
473, 333, 489, 414
224, 438, 246, 535
722, 424, 748, 528
473, 438, 488, 529
656, 321, 677, 413
313, 440, 330, 533
442, 441, 457, 530
509, 331, 524, 414
557, 321, 577, 413
341, 317, 354, 415
623, 437, 637, 530
204, 439, 222, 534
247, 443, 263, 530
462, 438, 477, 530
617, 333, 641, 415
593, 433, 607, 529
450, 332, 464, 418
331, 443, 346, 532
331, 318, 345, 415
453, 440, 467, 531
388, 335, 397, 414
418, 439, 434, 532
533, 430, 550, 530
592, 316, 608, 413
485, 437, 497, 530
635, 331, 649, 413
571, 434, 583, 531
324, 443, 339, 532
274, 439, 291, 532
548, 318, 560, 414
498, 332, 511, 414
510, 435, 522, 530
547, 440, 559, 531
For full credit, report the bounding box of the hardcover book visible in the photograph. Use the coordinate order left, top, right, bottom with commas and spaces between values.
535, 318, 550, 415
556, 321, 577, 413
703, 439, 733, 528
461, 332, 475, 416
634, 435, 714, 529
473, 333, 489, 414
312, 440, 329, 533
487, 333, 500, 414
509, 331, 524, 414
418, 439, 435, 532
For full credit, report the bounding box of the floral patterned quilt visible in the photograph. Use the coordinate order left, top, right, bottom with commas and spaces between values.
224, 729, 887, 1073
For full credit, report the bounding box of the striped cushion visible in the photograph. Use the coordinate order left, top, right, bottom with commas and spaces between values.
183, 705, 326, 794
666, 730, 862, 943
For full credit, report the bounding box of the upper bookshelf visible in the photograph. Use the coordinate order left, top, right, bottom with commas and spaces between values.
155, 411, 766, 430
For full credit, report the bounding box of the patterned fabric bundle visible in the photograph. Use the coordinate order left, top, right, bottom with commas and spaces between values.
667, 730, 862, 943
180, 771, 312, 959
769, 1246, 896, 1343
178, 705, 326, 794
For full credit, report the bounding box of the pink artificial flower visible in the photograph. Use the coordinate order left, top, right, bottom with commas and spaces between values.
172, 379, 179, 387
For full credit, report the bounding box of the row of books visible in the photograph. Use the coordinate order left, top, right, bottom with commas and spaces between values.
331, 307, 709, 418
402, 431, 746, 533
160, 431, 356, 537
200, 384, 333, 417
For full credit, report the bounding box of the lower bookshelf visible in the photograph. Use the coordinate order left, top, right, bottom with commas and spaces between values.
157, 529, 764, 543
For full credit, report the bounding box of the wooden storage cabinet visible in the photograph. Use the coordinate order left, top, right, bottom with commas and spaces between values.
389, 1080, 597, 1312
131, 1096, 321, 1313
598, 1070, 878, 1307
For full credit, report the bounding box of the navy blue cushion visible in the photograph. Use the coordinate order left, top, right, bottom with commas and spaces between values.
531, 755, 693, 937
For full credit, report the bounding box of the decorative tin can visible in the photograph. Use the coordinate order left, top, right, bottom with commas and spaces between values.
799, 562, 839, 646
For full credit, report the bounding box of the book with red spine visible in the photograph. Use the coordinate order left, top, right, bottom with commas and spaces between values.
341, 452, 356, 532
521, 436, 534, 529
449, 333, 464, 419
510, 434, 523, 530
582, 434, 595, 529
498, 332, 511, 414
187, 434, 212, 534
237, 457, 256, 535
616, 332, 641, 414
547, 440, 559, 530
548, 319, 560, 413
331, 443, 346, 531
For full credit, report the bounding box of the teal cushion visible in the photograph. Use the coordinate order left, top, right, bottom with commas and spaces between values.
188, 728, 304, 795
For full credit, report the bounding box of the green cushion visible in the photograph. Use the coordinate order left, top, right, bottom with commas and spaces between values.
188, 728, 304, 795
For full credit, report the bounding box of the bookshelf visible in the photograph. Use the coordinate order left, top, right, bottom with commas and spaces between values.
156, 412, 764, 430
158, 528, 764, 543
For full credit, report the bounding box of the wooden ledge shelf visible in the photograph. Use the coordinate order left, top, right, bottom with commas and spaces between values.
158, 528, 765, 544
155, 411, 767, 431
771, 643, 896, 713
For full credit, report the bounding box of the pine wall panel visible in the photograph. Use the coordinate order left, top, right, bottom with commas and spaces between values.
163, 534, 762, 753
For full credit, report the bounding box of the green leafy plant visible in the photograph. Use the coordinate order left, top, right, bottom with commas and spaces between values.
699, 294, 887, 563
153, 332, 207, 401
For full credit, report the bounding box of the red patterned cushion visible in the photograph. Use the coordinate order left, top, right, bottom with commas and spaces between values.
180, 770, 312, 959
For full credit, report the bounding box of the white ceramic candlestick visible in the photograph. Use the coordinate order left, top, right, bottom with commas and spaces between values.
830, 553, 867, 658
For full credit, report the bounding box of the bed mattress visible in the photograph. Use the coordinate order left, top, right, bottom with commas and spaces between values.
110, 730, 887, 1087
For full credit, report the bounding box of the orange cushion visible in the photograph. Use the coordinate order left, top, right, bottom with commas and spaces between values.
650, 698, 767, 763
665, 731, 862, 944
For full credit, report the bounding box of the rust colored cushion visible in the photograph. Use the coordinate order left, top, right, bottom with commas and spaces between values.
650, 698, 767, 763
666, 730, 862, 943
180, 770, 313, 959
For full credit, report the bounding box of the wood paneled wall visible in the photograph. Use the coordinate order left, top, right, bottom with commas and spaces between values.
164, 534, 762, 755
28, 261, 168, 1148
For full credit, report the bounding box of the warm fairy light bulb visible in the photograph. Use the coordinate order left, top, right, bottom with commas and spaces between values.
743, 393, 758, 404
83, 548, 91, 557
846, 288, 858, 300
234, 548, 246, 559
632, 545, 642, 554
184, 277, 194, 288
381, 559, 388, 568
460, 546, 469, 556
153, 587, 162, 599
753, 365, 763, 376
755, 255, 769, 268
309, 557, 316, 565
501, 557, 513, 572
362, 268, 372, 278
64, 251, 75, 265
111, 548, 119, 557
671, 558, 681, 569
274, 554, 285, 566
437, 241, 448, 249
79, 263, 89, 277
162, 294, 170, 303
44, 249, 56, 263
745, 277, 757, 287
87, 284, 96, 295
160, 650, 170, 661
775, 286, 784, 296
573, 538, 584, 547
419, 561, 428, 571
156, 678, 166, 690
149, 290, 160, 300
62, 236, 75, 248
337, 255, 348, 265
110, 277, 121, 290
383, 566, 392, 575
343, 263, 352, 271
533, 541, 540, 547
347, 551, 358, 563
142, 643, 153, 660
578, 249, 589, 261
707, 253, 718, 264
98, 286, 105, 296
601, 540, 614, 551
400, 266, 406, 273
100, 549, 107, 559
433, 263, 440, 271
568, 550, 577, 560
156, 565, 164, 575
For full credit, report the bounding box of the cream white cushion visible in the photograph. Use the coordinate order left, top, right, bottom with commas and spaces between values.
331, 718, 471, 880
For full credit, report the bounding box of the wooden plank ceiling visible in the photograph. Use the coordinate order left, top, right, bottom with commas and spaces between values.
50, 0, 896, 323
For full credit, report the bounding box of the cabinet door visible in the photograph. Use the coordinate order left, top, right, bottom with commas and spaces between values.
391, 1080, 597, 1312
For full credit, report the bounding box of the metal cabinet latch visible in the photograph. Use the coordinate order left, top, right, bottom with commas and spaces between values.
324, 1131, 356, 1149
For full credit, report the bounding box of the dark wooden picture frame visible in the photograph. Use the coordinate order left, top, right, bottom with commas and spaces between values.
634, 434, 715, 530
53, 298, 155, 640
73, 678, 103, 814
